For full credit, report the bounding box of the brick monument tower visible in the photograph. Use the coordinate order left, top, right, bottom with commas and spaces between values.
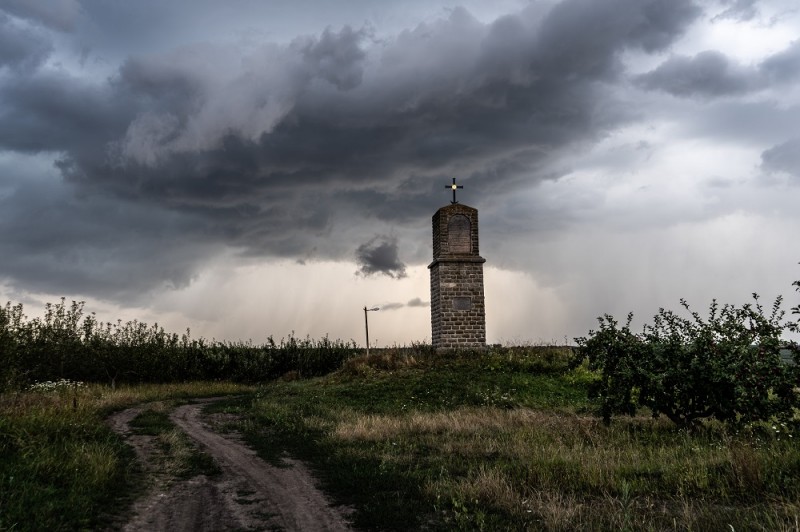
429, 178, 486, 350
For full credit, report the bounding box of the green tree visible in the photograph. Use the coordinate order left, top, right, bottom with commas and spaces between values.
575, 290, 800, 429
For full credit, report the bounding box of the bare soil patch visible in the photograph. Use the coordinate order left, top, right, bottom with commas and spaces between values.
108, 398, 352, 531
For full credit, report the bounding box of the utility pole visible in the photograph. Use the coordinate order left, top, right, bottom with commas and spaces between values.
364, 306, 379, 356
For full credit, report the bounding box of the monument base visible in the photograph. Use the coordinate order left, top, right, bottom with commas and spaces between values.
429, 255, 486, 350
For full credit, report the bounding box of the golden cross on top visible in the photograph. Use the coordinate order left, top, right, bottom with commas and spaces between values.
446, 177, 463, 204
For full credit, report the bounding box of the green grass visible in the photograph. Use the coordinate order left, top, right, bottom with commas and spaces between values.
3, 346, 798, 531
217, 347, 800, 531
0, 381, 252, 531
129, 405, 174, 435
129, 404, 222, 479
0, 405, 132, 530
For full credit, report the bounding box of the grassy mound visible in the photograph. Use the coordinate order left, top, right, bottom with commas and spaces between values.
220, 346, 800, 530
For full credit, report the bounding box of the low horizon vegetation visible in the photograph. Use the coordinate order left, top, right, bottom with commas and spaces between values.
0, 298, 360, 392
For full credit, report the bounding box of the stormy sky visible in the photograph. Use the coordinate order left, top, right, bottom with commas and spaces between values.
1, 0, 799, 344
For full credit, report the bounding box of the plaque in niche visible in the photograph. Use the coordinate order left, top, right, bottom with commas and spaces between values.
448, 215, 471, 253
452, 297, 472, 311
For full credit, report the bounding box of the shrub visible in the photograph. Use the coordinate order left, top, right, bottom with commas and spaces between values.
575, 291, 800, 429
0, 299, 359, 391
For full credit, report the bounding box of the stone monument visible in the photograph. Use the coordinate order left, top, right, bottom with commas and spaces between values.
429, 178, 487, 350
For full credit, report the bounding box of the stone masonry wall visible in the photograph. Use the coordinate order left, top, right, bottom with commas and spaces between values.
430, 260, 486, 348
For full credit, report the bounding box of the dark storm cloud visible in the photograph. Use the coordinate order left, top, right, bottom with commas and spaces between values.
536, 0, 700, 71
760, 40, 800, 83
0, 174, 217, 301
0, 14, 52, 71
298, 25, 367, 90
0, 0, 81, 32
355, 236, 407, 279
635, 40, 800, 98
99, 0, 698, 201
636, 51, 757, 97
0, 0, 703, 299
0, 72, 132, 153
712, 0, 759, 22
761, 138, 800, 178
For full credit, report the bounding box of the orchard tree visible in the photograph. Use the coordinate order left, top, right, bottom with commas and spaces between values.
575, 289, 800, 429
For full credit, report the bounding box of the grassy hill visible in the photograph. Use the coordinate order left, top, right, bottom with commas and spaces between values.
1, 346, 798, 530
219, 347, 800, 530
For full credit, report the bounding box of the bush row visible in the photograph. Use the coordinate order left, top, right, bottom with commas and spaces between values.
0, 299, 359, 391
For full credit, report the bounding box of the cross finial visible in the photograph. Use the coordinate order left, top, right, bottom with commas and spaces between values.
446, 177, 463, 204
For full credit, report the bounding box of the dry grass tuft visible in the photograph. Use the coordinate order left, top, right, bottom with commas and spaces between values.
339, 350, 419, 376
335, 407, 547, 441
729, 443, 763, 491
523, 490, 587, 530
158, 428, 195, 475
428, 465, 521, 513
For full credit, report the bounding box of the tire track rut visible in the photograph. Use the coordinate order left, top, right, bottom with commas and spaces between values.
109, 398, 352, 531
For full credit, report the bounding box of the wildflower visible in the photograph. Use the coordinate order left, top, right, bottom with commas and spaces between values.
28, 379, 85, 393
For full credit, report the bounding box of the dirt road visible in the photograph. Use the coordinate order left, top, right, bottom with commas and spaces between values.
108, 398, 353, 531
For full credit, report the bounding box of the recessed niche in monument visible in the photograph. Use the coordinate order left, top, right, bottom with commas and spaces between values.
452, 297, 472, 311
448, 214, 471, 253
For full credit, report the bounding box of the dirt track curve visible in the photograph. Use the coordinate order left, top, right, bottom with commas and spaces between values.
108, 398, 353, 531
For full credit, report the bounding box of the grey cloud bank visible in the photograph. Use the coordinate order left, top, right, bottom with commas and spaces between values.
636, 41, 800, 97
0, 0, 799, 342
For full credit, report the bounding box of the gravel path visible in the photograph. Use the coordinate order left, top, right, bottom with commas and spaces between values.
108, 398, 353, 531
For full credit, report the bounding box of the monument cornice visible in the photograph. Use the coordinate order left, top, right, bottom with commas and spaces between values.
428, 256, 486, 269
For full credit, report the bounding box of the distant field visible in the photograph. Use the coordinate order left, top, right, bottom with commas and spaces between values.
1, 346, 798, 530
